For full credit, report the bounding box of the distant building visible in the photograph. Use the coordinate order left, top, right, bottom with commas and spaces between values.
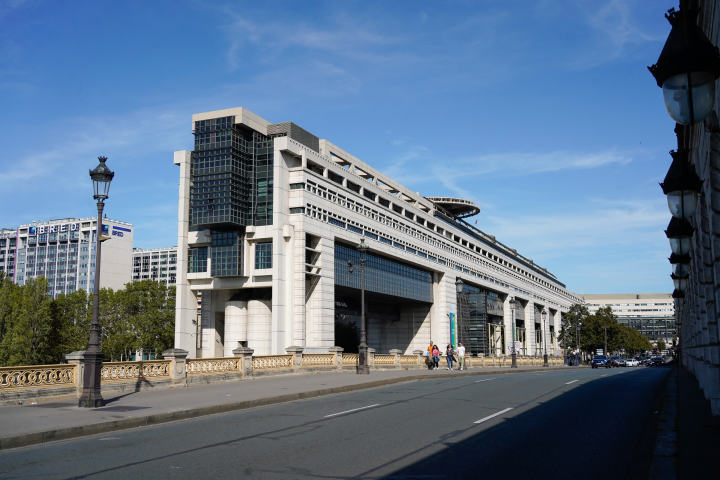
11, 217, 134, 298
582, 293, 675, 347
132, 247, 178, 287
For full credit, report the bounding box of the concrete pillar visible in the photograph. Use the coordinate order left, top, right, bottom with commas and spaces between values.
389, 349, 402, 368
233, 346, 254, 377
413, 349, 424, 367
224, 298, 248, 357
328, 346, 344, 370
162, 348, 188, 385
248, 298, 272, 355
368, 347, 376, 368
173, 150, 197, 356
65, 351, 85, 394
286, 346, 304, 371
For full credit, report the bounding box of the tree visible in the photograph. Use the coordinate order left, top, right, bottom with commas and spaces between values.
657, 338, 667, 352
0, 277, 53, 366
558, 304, 589, 351
49, 289, 91, 362
0, 272, 19, 347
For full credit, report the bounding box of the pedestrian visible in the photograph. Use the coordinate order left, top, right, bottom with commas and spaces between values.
426, 341, 434, 370
457, 342, 465, 371
446, 344, 455, 370
432, 344, 440, 370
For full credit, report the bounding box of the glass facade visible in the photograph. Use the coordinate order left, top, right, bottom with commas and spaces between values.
457, 284, 503, 356
211, 230, 242, 277
255, 242, 272, 270
191, 116, 274, 228
188, 247, 208, 273
334, 244, 433, 303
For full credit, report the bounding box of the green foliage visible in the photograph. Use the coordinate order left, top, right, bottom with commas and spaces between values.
0, 278, 176, 366
560, 303, 653, 356
657, 338, 667, 351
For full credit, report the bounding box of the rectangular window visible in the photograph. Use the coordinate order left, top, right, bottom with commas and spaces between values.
328, 171, 343, 185
347, 181, 361, 193
364, 231, 378, 240
379, 198, 390, 208
404, 211, 414, 220
255, 242, 272, 270
188, 247, 208, 273
289, 183, 304, 190
290, 207, 305, 214
329, 217, 346, 228
348, 225, 363, 235
363, 190, 376, 201
392, 204, 403, 214
379, 237, 392, 246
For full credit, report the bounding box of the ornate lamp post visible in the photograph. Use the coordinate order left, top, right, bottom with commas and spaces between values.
356, 238, 369, 375
575, 308, 582, 366
79, 156, 114, 408
509, 297, 517, 368
648, 2, 720, 125
541, 309, 549, 367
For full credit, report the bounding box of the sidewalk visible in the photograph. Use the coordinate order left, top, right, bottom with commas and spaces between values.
677, 366, 720, 478
0, 365, 567, 450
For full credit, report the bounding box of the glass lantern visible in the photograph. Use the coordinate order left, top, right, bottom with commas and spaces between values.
662, 71, 716, 125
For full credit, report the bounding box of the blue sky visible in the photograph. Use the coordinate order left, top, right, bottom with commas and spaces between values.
0, 0, 681, 294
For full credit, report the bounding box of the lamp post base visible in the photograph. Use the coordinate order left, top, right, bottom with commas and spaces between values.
511, 353, 518, 368
357, 346, 370, 375
543, 354, 549, 367
78, 349, 105, 408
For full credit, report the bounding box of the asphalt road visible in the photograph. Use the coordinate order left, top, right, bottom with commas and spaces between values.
0, 367, 669, 480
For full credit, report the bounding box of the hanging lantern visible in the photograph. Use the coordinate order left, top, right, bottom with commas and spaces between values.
665, 217, 694, 255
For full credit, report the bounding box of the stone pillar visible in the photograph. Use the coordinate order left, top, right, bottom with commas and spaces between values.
328, 346, 344, 371
65, 351, 85, 394
286, 346, 304, 372
233, 346, 255, 377
162, 348, 188, 385
367, 348, 376, 368
389, 349, 402, 369
413, 350, 424, 368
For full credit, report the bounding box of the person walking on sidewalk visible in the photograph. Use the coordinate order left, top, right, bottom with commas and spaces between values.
457, 342, 466, 370
446, 344, 456, 370
426, 341, 434, 370
432, 344, 440, 370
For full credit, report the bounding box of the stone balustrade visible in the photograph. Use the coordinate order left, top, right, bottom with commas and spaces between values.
0, 348, 569, 405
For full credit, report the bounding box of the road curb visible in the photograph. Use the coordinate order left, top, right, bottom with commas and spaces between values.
0, 366, 572, 451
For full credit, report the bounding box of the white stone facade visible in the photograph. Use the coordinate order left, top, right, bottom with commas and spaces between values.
132, 247, 177, 287
174, 107, 581, 359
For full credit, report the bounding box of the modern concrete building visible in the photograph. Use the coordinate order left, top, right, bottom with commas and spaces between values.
173, 107, 582, 359
132, 247, 178, 287
0, 228, 16, 278
8, 217, 134, 298
582, 293, 676, 347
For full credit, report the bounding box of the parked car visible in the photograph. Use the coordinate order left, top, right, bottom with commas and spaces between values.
650, 357, 665, 366
591, 355, 608, 369
642, 357, 653, 366
626, 358, 639, 367
610, 356, 626, 367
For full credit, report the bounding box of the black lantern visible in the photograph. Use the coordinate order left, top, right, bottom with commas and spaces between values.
648, 4, 720, 125
356, 238, 369, 256
671, 273, 688, 291
455, 277, 464, 294
89, 156, 115, 201
660, 149, 702, 219
669, 252, 690, 277
665, 217, 694, 255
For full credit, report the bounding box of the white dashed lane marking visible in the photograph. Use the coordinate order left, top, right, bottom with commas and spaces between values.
474, 408, 514, 424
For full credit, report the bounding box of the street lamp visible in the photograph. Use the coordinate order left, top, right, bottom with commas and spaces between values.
648, 3, 720, 125
356, 238, 369, 375
665, 217, 694, 256
79, 156, 114, 408
455, 278, 464, 349
661, 149, 703, 220
509, 297, 517, 368
541, 309, 549, 367
575, 308, 582, 367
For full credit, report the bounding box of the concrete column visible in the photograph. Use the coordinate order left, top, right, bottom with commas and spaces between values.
65, 351, 85, 394
173, 150, 197, 356
233, 346, 254, 377
413, 349, 424, 367
306, 236, 335, 351
292, 228, 307, 347
224, 298, 248, 357
389, 348, 402, 369
368, 347, 376, 368
328, 346, 344, 370
286, 346, 304, 372
248, 298, 272, 356
162, 348, 188, 385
